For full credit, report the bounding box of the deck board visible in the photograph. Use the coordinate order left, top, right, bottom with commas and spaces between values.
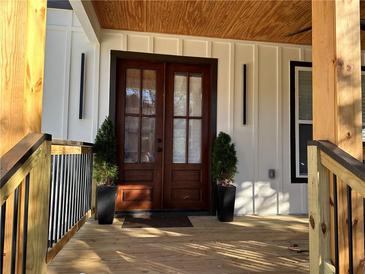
47, 215, 309, 274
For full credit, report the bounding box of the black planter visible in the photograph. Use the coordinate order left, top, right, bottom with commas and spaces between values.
217, 185, 236, 222
97, 185, 117, 224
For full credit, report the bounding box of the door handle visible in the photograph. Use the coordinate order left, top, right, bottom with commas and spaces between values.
157, 147, 163, 152
157, 138, 162, 143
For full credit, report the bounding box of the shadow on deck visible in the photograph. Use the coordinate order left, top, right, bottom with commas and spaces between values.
47, 215, 309, 274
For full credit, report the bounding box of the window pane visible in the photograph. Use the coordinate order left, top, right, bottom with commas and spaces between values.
124, 116, 139, 163
141, 117, 155, 163
126, 69, 140, 114
189, 74, 202, 116
299, 124, 313, 175
142, 70, 156, 115
174, 73, 187, 116
298, 70, 312, 120
188, 119, 201, 163
173, 119, 186, 163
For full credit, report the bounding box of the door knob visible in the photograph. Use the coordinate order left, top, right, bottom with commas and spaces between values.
157, 138, 162, 143
157, 147, 163, 152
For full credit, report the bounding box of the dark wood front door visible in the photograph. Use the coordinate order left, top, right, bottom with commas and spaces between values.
115, 59, 211, 211
163, 64, 211, 210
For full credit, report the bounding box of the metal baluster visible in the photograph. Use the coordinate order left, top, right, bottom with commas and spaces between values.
11, 187, 20, 274
55, 155, 62, 243
64, 155, 70, 233
333, 175, 339, 274
347, 185, 353, 274
21, 175, 30, 274
0, 202, 7, 274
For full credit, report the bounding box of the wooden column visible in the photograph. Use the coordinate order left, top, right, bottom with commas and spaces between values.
1, 1, 48, 273
0, 0, 47, 157
312, 0, 364, 273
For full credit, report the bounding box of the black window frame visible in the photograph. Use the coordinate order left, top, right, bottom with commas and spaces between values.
290, 61, 312, 183
290, 61, 365, 183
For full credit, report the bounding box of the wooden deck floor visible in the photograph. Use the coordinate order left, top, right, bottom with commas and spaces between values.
47, 215, 309, 274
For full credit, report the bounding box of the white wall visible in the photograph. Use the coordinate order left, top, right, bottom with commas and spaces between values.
98, 30, 315, 215
42, 9, 99, 143
45, 11, 365, 215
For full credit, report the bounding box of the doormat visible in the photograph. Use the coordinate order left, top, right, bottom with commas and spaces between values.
122, 215, 193, 228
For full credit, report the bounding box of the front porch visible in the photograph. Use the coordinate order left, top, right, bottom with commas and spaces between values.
47, 215, 308, 274
2, 0, 365, 273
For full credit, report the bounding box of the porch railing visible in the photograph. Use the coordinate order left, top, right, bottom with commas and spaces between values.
308, 141, 365, 274
0, 134, 95, 273
0, 133, 52, 274
46, 140, 94, 262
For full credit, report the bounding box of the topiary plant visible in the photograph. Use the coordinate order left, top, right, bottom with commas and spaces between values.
93, 116, 118, 186
212, 132, 238, 186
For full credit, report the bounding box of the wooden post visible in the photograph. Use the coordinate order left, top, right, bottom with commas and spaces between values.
312, 0, 364, 273
308, 145, 332, 273
1, 0, 48, 272
0, 0, 47, 156
26, 141, 51, 273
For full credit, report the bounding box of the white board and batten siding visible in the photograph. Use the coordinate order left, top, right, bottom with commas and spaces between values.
98, 30, 313, 215
45, 9, 365, 215
42, 9, 99, 143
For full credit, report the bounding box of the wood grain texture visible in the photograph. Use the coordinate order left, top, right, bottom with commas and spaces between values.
320, 152, 365, 197
312, 1, 364, 273
51, 145, 92, 155
26, 141, 51, 274
0, 0, 27, 156
23, 0, 47, 134
47, 215, 309, 274
0, 0, 47, 157
308, 145, 332, 273
46, 210, 92, 263
92, 0, 365, 47
0, 142, 44, 206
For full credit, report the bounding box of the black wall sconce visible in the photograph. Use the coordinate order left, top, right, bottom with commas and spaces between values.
243, 64, 247, 125
79, 53, 86, 119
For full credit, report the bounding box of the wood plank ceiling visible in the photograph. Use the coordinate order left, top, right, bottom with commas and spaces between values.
92, 0, 365, 47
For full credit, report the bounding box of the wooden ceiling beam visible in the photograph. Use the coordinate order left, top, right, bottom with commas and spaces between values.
70, 0, 101, 43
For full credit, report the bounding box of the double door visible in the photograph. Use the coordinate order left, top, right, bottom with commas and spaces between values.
116, 59, 211, 211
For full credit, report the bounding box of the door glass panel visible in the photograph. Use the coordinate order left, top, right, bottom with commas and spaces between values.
126, 69, 141, 114
141, 117, 155, 163
142, 70, 156, 115
174, 73, 187, 116
124, 116, 139, 163
188, 119, 201, 163
173, 119, 186, 163
189, 74, 202, 116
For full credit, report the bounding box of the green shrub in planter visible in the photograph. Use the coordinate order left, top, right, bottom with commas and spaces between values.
212, 132, 238, 222
93, 117, 118, 224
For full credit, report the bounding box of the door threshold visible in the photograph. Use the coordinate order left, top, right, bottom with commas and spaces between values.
115, 210, 212, 217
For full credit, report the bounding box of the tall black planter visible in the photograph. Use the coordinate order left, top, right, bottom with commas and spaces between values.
217, 185, 236, 222
97, 185, 117, 224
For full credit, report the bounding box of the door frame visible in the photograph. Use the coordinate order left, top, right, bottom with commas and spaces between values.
109, 50, 218, 215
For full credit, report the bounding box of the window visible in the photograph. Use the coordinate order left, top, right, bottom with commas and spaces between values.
290, 61, 365, 183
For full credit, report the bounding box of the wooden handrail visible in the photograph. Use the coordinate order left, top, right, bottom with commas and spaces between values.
0, 133, 51, 274
308, 141, 365, 274
0, 133, 51, 188
51, 139, 93, 156
51, 139, 93, 147
1, 135, 96, 273
310, 140, 365, 183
